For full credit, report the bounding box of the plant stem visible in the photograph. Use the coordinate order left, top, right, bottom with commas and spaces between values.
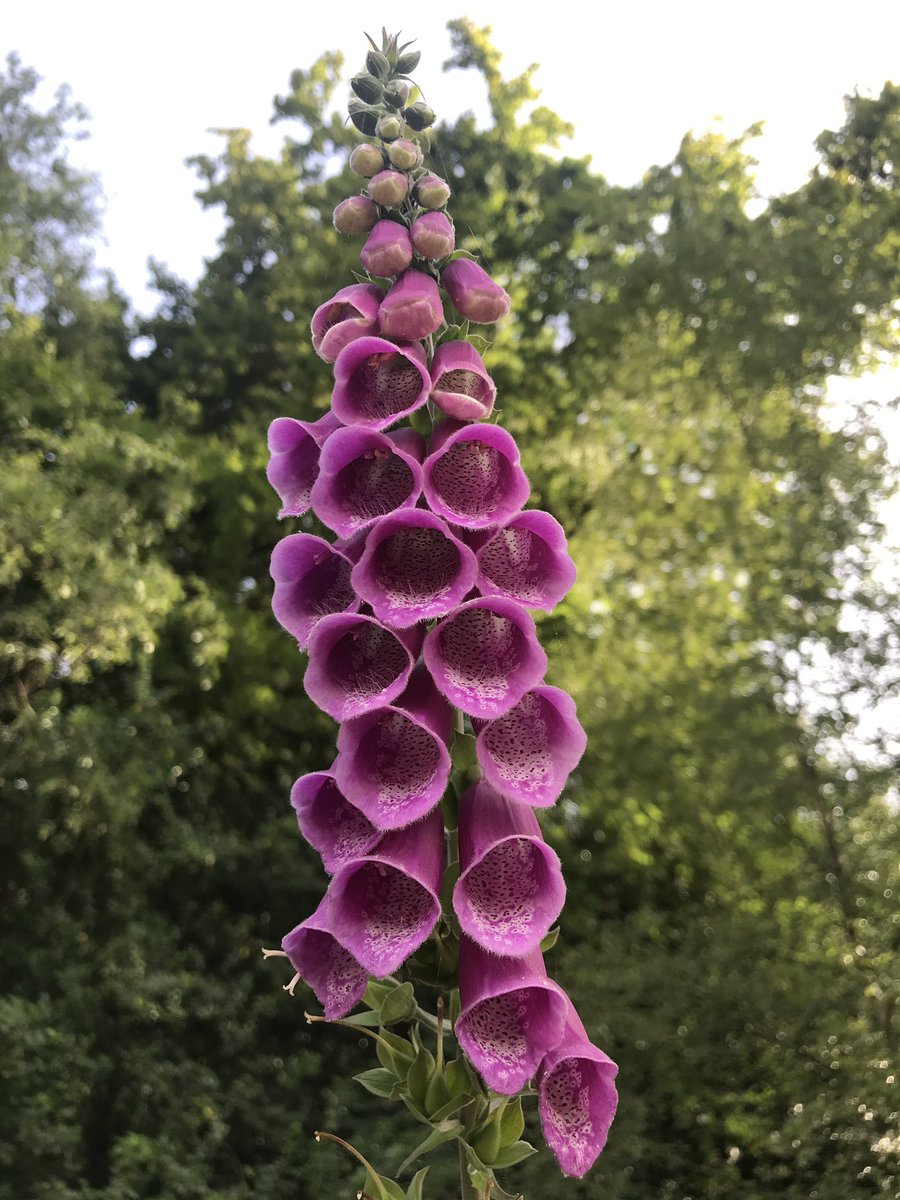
458, 1101, 481, 1200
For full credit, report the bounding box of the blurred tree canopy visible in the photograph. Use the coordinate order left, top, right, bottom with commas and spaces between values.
2, 22, 899, 1200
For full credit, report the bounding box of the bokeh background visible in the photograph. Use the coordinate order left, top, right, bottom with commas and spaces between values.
2, 4, 899, 1197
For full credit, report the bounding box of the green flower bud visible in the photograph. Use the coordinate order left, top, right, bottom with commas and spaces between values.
348, 99, 380, 136
350, 73, 384, 104
349, 142, 386, 178
388, 138, 423, 170
383, 80, 410, 109
366, 49, 390, 79
416, 172, 451, 209
396, 50, 421, 75
375, 113, 403, 142
332, 195, 379, 235
403, 101, 435, 131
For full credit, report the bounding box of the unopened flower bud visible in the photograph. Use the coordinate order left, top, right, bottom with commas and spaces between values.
403, 101, 435, 131
368, 169, 409, 208
376, 113, 403, 142
410, 211, 455, 259
396, 49, 421, 74
350, 73, 384, 104
384, 80, 410, 109
442, 258, 511, 323
416, 172, 450, 209
388, 138, 423, 170
348, 99, 380, 136
349, 143, 385, 178
366, 49, 390, 79
360, 219, 414, 278
333, 195, 379, 235
378, 268, 444, 340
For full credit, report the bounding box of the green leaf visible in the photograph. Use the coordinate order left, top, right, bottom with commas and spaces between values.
353, 1068, 398, 1099
395, 1120, 463, 1175
491, 1140, 538, 1169
376, 1029, 416, 1075
406, 1041, 436, 1107
462, 1143, 492, 1193
379, 981, 417, 1024
364, 1171, 407, 1200
405, 1167, 429, 1200
498, 1098, 525, 1147
539, 926, 560, 952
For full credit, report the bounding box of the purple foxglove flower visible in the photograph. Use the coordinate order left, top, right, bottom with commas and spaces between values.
331, 337, 430, 431
367, 169, 409, 208
282, 895, 369, 1020
310, 283, 383, 362
334, 694, 452, 830
475, 510, 576, 611
304, 612, 416, 722
326, 808, 444, 976
266, 411, 342, 518
290, 769, 381, 873
456, 938, 567, 1094
351, 509, 478, 627
537, 1001, 619, 1178
410, 211, 455, 260
422, 421, 530, 529
269, 533, 359, 648
333, 195, 379, 235
378, 269, 445, 342
310, 425, 424, 538
442, 258, 510, 324
429, 340, 496, 422
477, 686, 587, 808
423, 596, 548, 719
416, 172, 451, 209
454, 781, 565, 956
359, 219, 414, 279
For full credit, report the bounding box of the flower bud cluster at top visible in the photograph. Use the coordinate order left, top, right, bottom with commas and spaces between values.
264, 29, 617, 1181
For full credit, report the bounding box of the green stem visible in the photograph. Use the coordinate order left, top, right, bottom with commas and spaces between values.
458, 1101, 481, 1200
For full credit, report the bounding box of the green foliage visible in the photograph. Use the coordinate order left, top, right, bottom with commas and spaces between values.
2, 26, 899, 1200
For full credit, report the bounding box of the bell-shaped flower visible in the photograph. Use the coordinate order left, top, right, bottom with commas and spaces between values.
326, 808, 444, 977
334, 667, 452, 830
454, 781, 565, 956
282, 895, 369, 1021
351, 509, 478, 627
429, 341, 496, 421
331, 337, 430, 431
442, 258, 510, 324
476, 510, 576, 610
410, 211, 455, 260
311, 284, 382, 362
270, 533, 359, 648
424, 596, 547, 719
378, 269, 444, 342
290, 770, 381, 874
455, 938, 567, 1094
537, 1001, 619, 1178
423, 421, 530, 530
360, 220, 414, 279
304, 612, 417, 722
476, 686, 587, 808
266, 411, 342, 518
310, 425, 424, 538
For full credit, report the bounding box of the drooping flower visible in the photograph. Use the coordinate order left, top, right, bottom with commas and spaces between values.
455, 937, 568, 1094
331, 337, 430, 430
269, 533, 359, 648
454, 780, 565, 956
442, 258, 510, 323
351, 508, 478, 627
537, 1001, 619, 1178
429, 340, 496, 421
475, 510, 576, 610
476, 686, 587, 808
378, 269, 445, 341
290, 770, 381, 874
326, 807, 444, 976
304, 612, 418, 721
266, 411, 341, 518
310, 283, 383, 362
423, 596, 548, 719
282, 896, 370, 1021
422, 421, 530, 529
310, 425, 424, 537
